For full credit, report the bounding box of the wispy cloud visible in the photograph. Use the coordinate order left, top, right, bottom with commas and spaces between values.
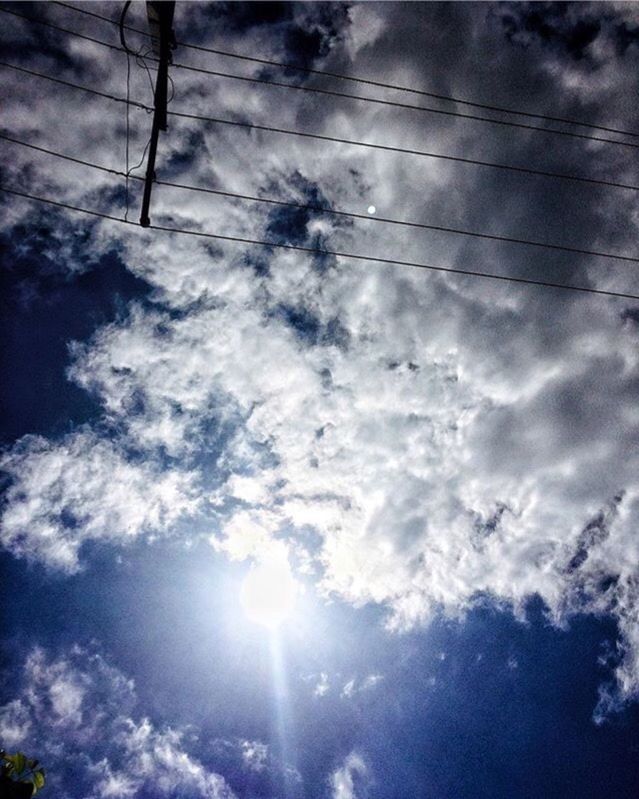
2, 0, 639, 720
1, 431, 197, 571
0, 646, 235, 799
341, 674, 383, 699
330, 751, 368, 799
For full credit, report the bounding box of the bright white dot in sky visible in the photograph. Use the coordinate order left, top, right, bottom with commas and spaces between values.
240, 555, 297, 629
367, 205, 376, 215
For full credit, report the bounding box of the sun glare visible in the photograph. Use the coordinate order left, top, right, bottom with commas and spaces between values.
240, 556, 298, 629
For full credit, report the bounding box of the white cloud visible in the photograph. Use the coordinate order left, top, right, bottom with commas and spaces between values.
89, 761, 137, 799
240, 739, 269, 772
361, 673, 384, 691
0, 700, 32, 748
314, 672, 330, 697
5, 231, 639, 712
0, 646, 236, 799
341, 679, 356, 700
1, 431, 198, 571
3, 0, 639, 721
341, 674, 384, 699
116, 719, 234, 799
331, 752, 368, 799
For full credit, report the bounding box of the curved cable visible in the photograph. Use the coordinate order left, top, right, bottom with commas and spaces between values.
168, 61, 639, 151
51, 0, 639, 140
118, 0, 133, 53
4, 130, 638, 264
4, 7, 637, 151
2, 60, 638, 194
2, 184, 638, 301
167, 108, 639, 194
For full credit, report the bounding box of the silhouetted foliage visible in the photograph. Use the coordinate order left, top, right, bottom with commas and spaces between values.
0, 751, 46, 797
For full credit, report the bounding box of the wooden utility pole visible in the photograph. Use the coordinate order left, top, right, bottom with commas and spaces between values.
139, 1, 176, 227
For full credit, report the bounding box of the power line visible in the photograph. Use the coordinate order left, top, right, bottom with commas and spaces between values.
4, 7, 637, 151
0, 60, 150, 109
0, 6, 156, 101
167, 109, 639, 194
152, 179, 639, 264
0, 6, 123, 53
51, 0, 639, 141
168, 63, 638, 151
118, 1, 133, 54
2, 60, 637, 195
4, 131, 638, 265
54, 0, 149, 36
0, 133, 123, 176
2, 185, 638, 301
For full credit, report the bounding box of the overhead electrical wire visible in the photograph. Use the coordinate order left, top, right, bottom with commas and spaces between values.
0, 61, 146, 106
3, 7, 637, 150
118, 0, 132, 52
1, 185, 637, 301
2, 60, 638, 195
2, 7, 637, 292
3, 131, 638, 266
51, 0, 639, 141
0, 133, 124, 176
167, 109, 639, 193
0, 6, 123, 52
168, 63, 639, 150
0, 6, 163, 104
151, 178, 639, 264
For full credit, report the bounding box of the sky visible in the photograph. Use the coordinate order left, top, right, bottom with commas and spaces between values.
2, 1, 639, 797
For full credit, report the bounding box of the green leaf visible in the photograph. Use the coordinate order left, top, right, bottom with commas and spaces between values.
13, 752, 27, 776
4, 753, 19, 774
32, 770, 45, 793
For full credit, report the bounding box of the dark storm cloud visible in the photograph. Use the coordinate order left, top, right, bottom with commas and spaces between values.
208, 1, 296, 32
499, 2, 603, 61
185, 2, 349, 75
0, 4, 80, 72
498, 1, 639, 62
614, 20, 639, 55
0, 2, 122, 81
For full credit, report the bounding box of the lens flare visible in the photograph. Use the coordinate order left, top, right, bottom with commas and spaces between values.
240, 556, 297, 629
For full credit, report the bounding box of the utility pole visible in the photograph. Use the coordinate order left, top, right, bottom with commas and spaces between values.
139, 1, 176, 227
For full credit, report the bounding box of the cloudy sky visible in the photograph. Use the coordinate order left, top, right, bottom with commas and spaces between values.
2, 1, 639, 797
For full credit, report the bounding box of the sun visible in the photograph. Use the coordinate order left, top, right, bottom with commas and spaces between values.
240, 555, 298, 629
